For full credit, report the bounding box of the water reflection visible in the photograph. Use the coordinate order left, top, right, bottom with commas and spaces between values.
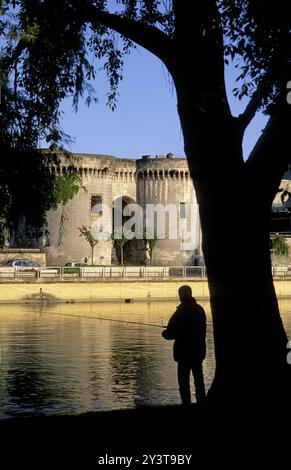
0, 299, 289, 418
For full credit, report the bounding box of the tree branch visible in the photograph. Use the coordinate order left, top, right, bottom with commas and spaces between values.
83, 3, 173, 65
245, 97, 291, 202
237, 77, 268, 133
2, 40, 26, 71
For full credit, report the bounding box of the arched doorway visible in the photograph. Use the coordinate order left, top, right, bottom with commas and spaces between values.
112, 195, 140, 265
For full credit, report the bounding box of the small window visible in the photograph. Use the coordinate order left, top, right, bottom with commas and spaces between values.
91, 195, 102, 214
180, 202, 186, 219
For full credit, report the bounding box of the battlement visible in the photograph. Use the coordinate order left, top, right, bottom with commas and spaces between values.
44, 149, 189, 182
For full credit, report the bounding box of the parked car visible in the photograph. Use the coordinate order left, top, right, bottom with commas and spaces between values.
63, 262, 88, 268
5, 259, 42, 271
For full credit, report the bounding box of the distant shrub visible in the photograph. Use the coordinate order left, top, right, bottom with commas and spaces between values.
271, 235, 289, 256
63, 267, 80, 275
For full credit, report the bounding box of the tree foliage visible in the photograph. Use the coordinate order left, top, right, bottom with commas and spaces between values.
1, 1, 291, 209
79, 224, 102, 265
271, 234, 289, 257
112, 227, 131, 265
0, 146, 83, 247
0, 32, 83, 247
1, 0, 291, 123
0, 72, 83, 247
220, 0, 291, 105
79, 224, 102, 248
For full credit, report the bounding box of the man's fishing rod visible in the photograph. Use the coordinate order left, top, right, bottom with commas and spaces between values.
40, 310, 166, 328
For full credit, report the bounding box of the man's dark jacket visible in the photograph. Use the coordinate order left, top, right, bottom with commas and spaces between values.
162, 298, 206, 363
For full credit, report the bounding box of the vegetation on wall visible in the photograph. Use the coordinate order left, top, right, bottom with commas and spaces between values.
79, 224, 102, 265
143, 227, 159, 265
271, 235, 289, 257
112, 228, 131, 266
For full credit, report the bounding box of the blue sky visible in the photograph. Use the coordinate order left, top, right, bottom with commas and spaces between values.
57, 46, 268, 160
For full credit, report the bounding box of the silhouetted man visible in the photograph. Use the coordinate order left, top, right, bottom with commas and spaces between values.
162, 285, 206, 406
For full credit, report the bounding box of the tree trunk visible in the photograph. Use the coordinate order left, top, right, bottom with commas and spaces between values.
91, 246, 94, 266
200, 185, 289, 411
120, 245, 123, 266
172, 76, 290, 412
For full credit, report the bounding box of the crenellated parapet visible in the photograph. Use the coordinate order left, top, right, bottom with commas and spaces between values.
113, 169, 136, 182
136, 154, 191, 181
46, 149, 191, 181
136, 168, 190, 180
47, 151, 137, 181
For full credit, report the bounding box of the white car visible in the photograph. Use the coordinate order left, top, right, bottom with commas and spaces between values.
5, 259, 42, 271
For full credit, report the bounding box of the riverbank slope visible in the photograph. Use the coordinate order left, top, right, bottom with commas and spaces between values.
0, 279, 291, 303
0, 405, 289, 467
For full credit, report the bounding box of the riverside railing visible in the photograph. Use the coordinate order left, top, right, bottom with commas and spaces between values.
0, 265, 207, 280
0, 265, 290, 279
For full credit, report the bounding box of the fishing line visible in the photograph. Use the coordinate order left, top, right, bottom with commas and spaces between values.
38, 310, 166, 328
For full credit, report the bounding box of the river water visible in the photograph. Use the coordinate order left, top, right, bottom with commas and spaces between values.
0, 300, 290, 419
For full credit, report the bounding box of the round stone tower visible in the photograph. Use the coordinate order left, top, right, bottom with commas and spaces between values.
136, 154, 201, 265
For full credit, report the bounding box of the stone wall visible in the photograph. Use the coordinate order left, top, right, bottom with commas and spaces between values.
0, 250, 46, 265
45, 153, 136, 265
